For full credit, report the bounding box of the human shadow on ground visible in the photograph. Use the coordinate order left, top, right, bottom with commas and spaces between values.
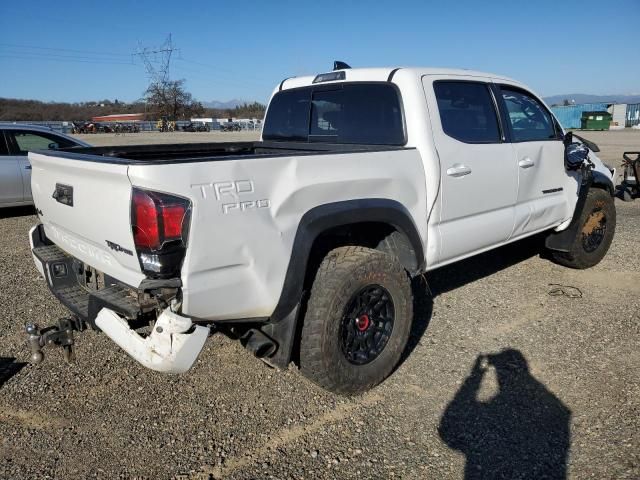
439, 349, 571, 480
0, 357, 27, 389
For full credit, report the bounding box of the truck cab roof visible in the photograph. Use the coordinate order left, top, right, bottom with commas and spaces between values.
279, 66, 520, 91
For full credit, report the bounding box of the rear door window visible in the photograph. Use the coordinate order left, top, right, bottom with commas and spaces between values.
433, 81, 501, 143
500, 87, 556, 142
263, 83, 405, 145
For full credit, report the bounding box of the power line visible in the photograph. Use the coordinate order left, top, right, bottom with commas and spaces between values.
0, 40, 275, 91
0, 42, 131, 57
0, 54, 137, 66
0, 49, 136, 63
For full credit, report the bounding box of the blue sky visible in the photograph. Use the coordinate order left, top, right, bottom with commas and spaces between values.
1, 0, 637, 104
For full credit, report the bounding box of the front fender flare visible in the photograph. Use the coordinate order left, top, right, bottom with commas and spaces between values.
591, 170, 615, 196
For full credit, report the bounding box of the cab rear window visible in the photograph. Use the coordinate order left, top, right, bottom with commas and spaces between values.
263, 83, 405, 145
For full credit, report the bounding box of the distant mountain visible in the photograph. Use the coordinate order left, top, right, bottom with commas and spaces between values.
201, 99, 253, 109
543, 93, 640, 106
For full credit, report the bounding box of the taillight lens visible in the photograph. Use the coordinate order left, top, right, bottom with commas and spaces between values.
132, 190, 160, 249
162, 205, 187, 239
131, 188, 191, 277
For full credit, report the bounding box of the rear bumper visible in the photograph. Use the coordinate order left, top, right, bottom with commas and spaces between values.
95, 308, 208, 373
30, 224, 141, 326
29, 223, 209, 373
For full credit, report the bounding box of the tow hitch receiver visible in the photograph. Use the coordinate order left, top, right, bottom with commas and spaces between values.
25, 317, 86, 364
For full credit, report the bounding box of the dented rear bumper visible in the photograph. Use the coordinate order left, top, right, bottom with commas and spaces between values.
95, 308, 208, 373
29, 223, 209, 373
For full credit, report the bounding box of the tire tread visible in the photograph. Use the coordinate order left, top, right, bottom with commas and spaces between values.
300, 246, 412, 394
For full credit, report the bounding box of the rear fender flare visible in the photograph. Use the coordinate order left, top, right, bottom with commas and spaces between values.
269, 198, 425, 323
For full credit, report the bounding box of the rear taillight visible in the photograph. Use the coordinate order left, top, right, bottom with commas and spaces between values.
132, 190, 160, 249
131, 188, 191, 277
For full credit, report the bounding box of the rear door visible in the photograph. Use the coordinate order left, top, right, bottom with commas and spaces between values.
497, 85, 571, 238
0, 130, 24, 204
423, 76, 517, 264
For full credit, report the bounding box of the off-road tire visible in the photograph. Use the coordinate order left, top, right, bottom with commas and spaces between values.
551, 188, 616, 269
299, 246, 413, 395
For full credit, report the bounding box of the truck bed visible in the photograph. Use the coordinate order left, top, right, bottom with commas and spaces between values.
29, 139, 425, 320
48, 141, 408, 164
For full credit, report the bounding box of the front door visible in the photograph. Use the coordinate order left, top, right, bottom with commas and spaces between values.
423, 77, 518, 264
497, 86, 572, 238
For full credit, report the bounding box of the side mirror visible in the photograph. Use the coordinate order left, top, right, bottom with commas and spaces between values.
565, 142, 590, 171
563, 131, 573, 146
48, 142, 59, 150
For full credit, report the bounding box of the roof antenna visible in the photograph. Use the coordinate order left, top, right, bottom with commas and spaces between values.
333, 61, 351, 71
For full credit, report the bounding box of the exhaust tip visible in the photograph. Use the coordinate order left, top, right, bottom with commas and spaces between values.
240, 329, 277, 358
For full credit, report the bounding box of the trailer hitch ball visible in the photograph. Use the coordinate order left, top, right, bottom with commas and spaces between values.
24, 318, 81, 365
25, 323, 45, 364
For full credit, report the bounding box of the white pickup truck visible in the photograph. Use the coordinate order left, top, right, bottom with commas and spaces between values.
26, 65, 616, 394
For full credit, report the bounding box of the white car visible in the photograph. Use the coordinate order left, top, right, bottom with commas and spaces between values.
0, 124, 89, 208
26, 65, 615, 394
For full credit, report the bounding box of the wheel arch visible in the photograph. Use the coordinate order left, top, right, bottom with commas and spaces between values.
269, 198, 425, 324
546, 169, 614, 253
591, 170, 615, 196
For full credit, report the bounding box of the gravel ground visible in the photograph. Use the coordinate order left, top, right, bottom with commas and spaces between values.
0, 130, 638, 479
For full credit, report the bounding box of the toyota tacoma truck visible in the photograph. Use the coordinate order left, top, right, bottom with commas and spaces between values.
26, 64, 616, 394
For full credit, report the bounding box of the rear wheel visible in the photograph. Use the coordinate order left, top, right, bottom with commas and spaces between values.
551, 188, 616, 269
299, 246, 413, 395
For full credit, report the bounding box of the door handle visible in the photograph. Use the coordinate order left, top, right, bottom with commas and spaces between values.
446, 164, 472, 177
518, 157, 535, 169
25, 165, 32, 170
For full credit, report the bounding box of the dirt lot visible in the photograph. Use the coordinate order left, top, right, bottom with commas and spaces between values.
0, 130, 638, 479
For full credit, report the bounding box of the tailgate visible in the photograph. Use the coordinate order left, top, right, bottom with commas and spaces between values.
29, 151, 145, 288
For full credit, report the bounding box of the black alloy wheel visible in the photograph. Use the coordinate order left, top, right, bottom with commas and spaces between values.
340, 285, 395, 365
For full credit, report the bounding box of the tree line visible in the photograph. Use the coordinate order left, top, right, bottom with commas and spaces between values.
0, 91, 266, 122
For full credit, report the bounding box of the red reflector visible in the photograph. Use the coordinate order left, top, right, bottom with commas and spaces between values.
162, 204, 186, 239
132, 190, 160, 249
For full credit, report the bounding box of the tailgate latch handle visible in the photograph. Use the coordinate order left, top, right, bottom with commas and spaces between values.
52, 183, 74, 207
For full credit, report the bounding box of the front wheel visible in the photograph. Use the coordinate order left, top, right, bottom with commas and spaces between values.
299, 246, 413, 395
551, 188, 616, 269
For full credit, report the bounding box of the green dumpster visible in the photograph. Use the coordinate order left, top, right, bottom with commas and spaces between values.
581, 111, 611, 130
